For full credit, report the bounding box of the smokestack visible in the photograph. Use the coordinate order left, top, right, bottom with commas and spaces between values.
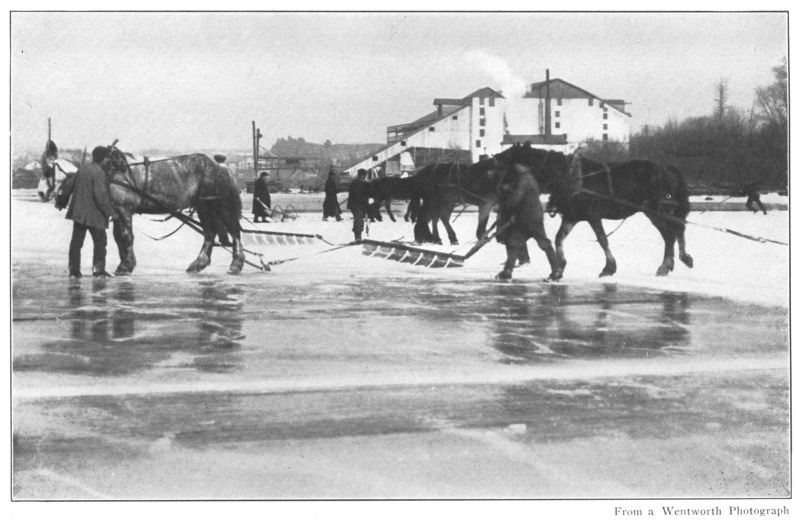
544, 69, 551, 140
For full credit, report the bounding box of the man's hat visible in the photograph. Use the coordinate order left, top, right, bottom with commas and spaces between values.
214, 154, 226, 163
357, 168, 368, 177
92, 146, 110, 163
259, 171, 269, 176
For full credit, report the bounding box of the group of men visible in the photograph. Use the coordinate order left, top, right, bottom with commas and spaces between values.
56, 150, 771, 280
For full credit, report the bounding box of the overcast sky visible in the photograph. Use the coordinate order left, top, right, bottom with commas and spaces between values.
11, 11, 788, 154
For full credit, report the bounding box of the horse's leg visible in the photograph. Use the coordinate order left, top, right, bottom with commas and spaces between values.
439, 205, 458, 245
187, 203, 215, 273
648, 218, 676, 276
384, 199, 397, 222
413, 199, 432, 243
476, 203, 492, 239
217, 200, 246, 275
587, 219, 617, 277
554, 219, 576, 275
113, 208, 137, 275
677, 230, 694, 268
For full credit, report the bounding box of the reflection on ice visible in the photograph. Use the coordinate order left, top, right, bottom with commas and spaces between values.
14, 279, 247, 376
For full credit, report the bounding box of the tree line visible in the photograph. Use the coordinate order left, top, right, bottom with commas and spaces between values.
580, 58, 788, 194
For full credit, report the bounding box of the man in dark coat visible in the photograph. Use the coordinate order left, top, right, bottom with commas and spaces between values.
495, 159, 561, 282
322, 167, 342, 221
347, 169, 370, 242
741, 181, 767, 215
253, 171, 271, 223
56, 146, 118, 278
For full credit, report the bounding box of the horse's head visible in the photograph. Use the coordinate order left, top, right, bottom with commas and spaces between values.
493, 142, 569, 190
37, 140, 59, 201
106, 145, 131, 175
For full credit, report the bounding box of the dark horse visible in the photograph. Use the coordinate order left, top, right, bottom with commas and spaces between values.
408, 158, 500, 245
85, 147, 245, 275
368, 176, 421, 223
493, 143, 693, 277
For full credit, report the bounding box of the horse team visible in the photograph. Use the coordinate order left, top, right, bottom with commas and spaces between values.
42, 140, 693, 280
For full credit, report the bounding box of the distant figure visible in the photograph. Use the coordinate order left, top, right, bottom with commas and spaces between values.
253, 171, 271, 223
323, 167, 342, 221
55, 146, 118, 278
741, 181, 767, 215
347, 169, 370, 243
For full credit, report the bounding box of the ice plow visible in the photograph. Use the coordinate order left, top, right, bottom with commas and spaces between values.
361, 239, 467, 268
360, 221, 508, 268
241, 229, 330, 247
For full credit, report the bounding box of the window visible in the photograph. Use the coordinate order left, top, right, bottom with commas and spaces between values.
479, 97, 484, 105
489, 97, 495, 107
401, 141, 407, 146
372, 156, 379, 161
479, 129, 485, 137
557, 98, 562, 106
555, 122, 560, 129
429, 126, 435, 132
600, 101, 605, 108
555, 111, 560, 117
589, 98, 594, 106
603, 113, 608, 120
452, 115, 458, 120
475, 139, 481, 148
602, 134, 608, 141
479, 108, 485, 116
603, 124, 608, 130
480, 118, 486, 126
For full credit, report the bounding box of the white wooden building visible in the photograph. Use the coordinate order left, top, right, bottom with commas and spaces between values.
344, 77, 631, 176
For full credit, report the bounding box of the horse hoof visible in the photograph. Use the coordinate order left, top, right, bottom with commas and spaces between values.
655, 267, 671, 277
114, 270, 131, 277
450, 241, 459, 246
545, 270, 563, 282
495, 270, 512, 281
681, 255, 694, 268
598, 271, 614, 278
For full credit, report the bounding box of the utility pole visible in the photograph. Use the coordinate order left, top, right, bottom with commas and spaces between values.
48, 118, 51, 143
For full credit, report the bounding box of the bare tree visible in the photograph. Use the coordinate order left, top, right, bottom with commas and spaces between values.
714, 78, 728, 121
753, 58, 787, 136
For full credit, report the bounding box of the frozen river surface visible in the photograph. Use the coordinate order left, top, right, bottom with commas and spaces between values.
10, 192, 790, 500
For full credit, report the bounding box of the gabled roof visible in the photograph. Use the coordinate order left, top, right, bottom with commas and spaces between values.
526, 78, 630, 115
463, 87, 504, 100
433, 98, 466, 106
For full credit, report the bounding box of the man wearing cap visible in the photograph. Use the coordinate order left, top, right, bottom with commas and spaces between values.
347, 169, 370, 242
322, 166, 342, 221
56, 145, 118, 278
253, 170, 271, 223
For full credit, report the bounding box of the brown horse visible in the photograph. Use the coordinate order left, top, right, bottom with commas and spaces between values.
493, 143, 693, 278
100, 147, 245, 275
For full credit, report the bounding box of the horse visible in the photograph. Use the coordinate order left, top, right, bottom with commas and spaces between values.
80, 146, 245, 275
492, 143, 693, 278
408, 158, 500, 245
37, 140, 78, 202
368, 176, 420, 223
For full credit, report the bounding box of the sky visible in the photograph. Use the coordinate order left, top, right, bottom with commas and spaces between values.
10, 11, 789, 155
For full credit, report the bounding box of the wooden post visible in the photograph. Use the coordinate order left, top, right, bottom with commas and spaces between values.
252, 121, 258, 180
47, 118, 51, 143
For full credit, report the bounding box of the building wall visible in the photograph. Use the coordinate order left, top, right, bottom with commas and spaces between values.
468, 96, 506, 160
507, 97, 632, 146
